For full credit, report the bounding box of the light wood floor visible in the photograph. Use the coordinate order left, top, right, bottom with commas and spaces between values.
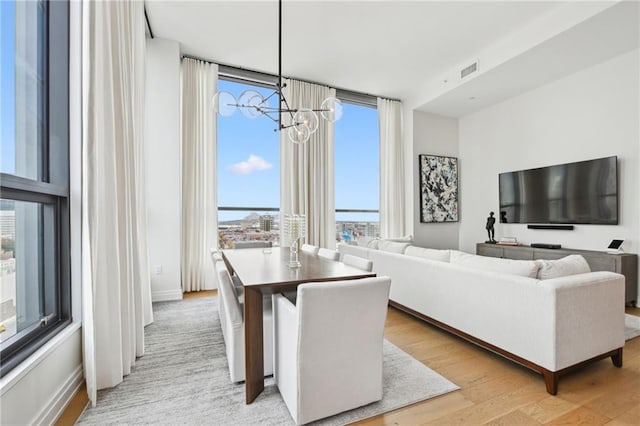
56, 292, 640, 425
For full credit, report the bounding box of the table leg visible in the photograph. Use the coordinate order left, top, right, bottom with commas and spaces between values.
244, 287, 264, 404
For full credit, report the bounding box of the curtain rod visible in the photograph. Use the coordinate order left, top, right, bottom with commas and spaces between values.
180, 53, 401, 104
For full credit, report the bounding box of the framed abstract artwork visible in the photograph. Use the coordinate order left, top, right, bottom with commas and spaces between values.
419, 155, 459, 223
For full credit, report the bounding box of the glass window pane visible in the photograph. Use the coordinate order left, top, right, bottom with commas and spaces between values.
336, 212, 380, 242
335, 103, 379, 243
0, 0, 47, 180
0, 199, 54, 343
218, 209, 280, 248
217, 79, 280, 247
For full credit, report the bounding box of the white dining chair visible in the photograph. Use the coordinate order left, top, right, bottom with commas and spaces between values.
342, 254, 373, 272
233, 241, 272, 249
301, 244, 319, 255
318, 247, 339, 261
217, 268, 274, 383
272, 276, 391, 425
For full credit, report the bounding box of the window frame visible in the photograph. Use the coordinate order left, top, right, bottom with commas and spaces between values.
216, 75, 282, 246
0, 0, 71, 378
215, 69, 382, 244
334, 98, 380, 241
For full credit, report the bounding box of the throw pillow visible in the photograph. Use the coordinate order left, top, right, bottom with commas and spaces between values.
536, 255, 591, 279
450, 251, 540, 278
405, 246, 451, 262
378, 240, 411, 254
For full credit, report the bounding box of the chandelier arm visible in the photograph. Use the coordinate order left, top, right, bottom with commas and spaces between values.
261, 112, 280, 124
280, 122, 303, 130
279, 94, 297, 129
263, 90, 279, 104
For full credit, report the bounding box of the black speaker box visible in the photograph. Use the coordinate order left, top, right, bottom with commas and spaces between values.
527, 224, 574, 230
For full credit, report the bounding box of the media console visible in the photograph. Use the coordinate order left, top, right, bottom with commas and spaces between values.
476, 243, 638, 305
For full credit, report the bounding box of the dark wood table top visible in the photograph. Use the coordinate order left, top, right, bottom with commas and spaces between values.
222, 247, 375, 292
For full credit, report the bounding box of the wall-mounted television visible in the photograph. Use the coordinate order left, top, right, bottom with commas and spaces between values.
498, 156, 618, 225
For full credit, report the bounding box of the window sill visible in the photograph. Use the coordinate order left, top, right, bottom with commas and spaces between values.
0, 321, 81, 396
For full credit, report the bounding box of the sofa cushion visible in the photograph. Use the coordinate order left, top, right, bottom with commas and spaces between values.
337, 243, 372, 260
356, 237, 374, 248
536, 255, 591, 279
367, 239, 380, 249
450, 251, 540, 278
378, 240, 411, 254
405, 246, 450, 262
385, 235, 413, 243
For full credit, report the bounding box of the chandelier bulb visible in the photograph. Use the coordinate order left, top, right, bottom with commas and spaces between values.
320, 97, 343, 123
288, 122, 311, 144
293, 109, 319, 134
212, 91, 237, 117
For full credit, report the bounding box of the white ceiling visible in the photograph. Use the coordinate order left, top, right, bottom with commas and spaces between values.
145, 1, 638, 116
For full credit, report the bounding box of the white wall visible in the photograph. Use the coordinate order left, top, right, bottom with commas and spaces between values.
459, 49, 639, 297
145, 38, 183, 301
0, 326, 83, 425
413, 111, 460, 249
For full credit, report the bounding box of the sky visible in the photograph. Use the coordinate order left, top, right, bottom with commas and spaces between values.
1, 0, 16, 175
217, 79, 379, 222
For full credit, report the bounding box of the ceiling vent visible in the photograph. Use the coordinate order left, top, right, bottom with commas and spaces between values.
460, 60, 479, 79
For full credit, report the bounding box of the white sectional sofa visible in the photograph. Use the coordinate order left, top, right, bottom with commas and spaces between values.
337, 242, 626, 394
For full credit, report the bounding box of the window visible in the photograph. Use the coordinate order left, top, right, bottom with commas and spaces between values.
0, 0, 70, 377
217, 78, 280, 248
334, 102, 379, 243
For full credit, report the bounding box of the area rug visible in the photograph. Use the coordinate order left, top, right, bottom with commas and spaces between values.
77, 297, 459, 425
625, 313, 640, 340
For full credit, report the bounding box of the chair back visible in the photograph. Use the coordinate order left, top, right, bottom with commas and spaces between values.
301, 244, 319, 255
342, 254, 373, 272
217, 269, 243, 327
295, 277, 390, 405
233, 241, 273, 249
317, 247, 339, 261
211, 250, 226, 312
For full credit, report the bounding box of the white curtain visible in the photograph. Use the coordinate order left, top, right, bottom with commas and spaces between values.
81, 0, 153, 405
181, 59, 217, 292
378, 98, 405, 238
280, 79, 336, 248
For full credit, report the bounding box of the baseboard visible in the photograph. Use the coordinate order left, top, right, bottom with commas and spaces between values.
34, 365, 84, 425
152, 289, 183, 302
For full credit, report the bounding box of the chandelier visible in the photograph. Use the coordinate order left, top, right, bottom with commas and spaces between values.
212, 0, 343, 144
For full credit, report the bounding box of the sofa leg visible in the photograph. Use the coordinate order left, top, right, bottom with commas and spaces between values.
611, 347, 623, 368
542, 370, 559, 395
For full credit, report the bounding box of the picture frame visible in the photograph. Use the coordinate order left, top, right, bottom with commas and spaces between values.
419, 154, 459, 223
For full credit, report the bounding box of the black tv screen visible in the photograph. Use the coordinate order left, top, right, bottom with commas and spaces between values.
499, 156, 618, 225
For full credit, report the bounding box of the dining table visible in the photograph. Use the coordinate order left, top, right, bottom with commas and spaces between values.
221, 246, 376, 404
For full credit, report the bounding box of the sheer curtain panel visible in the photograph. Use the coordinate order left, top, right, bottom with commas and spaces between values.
280, 79, 336, 248
378, 98, 405, 238
181, 59, 217, 292
82, 0, 153, 405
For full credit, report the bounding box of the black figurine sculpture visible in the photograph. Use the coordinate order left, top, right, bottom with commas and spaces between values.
485, 211, 496, 243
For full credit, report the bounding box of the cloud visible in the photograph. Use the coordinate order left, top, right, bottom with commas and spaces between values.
228, 155, 273, 175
